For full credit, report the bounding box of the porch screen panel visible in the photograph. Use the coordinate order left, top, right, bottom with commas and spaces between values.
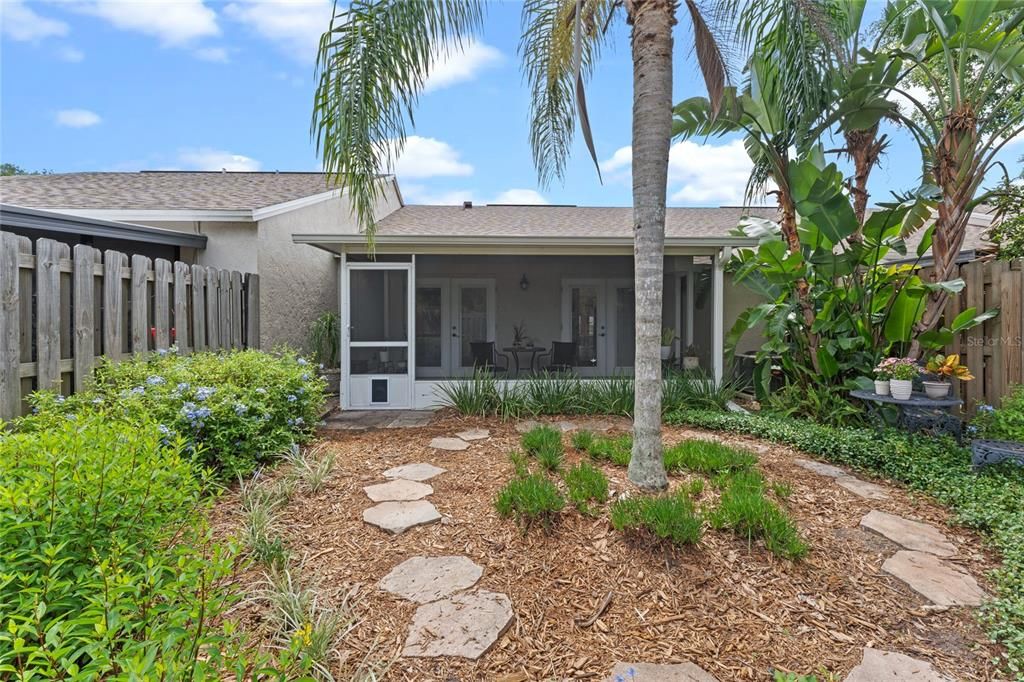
416, 287, 442, 368
350, 270, 407, 342
459, 287, 488, 366
571, 286, 599, 367
615, 286, 635, 368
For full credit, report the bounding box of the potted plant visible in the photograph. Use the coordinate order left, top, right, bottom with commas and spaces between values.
512, 321, 529, 348
682, 344, 700, 370
660, 327, 677, 361
923, 353, 974, 398
308, 311, 341, 395
872, 357, 898, 396
887, 358, 919, 400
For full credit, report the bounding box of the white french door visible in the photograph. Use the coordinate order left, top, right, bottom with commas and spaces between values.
414, 278, 495, 378
343, 263, 414, 409
561, 279, 635, 376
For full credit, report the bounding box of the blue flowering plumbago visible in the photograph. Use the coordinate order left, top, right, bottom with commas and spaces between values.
195, 386, 216, 401
297, 358, 308, 366
286, 394, 297, 403
146, 375, 165, 386
233, 402, 248, 416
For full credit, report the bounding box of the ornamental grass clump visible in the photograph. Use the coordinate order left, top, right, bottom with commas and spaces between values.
610, 491, 704, 546
663, 439, 756, 474
708, 469, 808, 560
521, 424, 564, 471
574, 430, 632, 466
562, 462, 610, 514
494, 473, 565, 530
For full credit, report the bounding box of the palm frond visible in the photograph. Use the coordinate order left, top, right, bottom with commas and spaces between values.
520, 0, 616, 187
311, 0, 485, 240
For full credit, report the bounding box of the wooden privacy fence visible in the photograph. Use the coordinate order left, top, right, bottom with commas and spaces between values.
931, 257, 1024, 412
0, 231, 260, 420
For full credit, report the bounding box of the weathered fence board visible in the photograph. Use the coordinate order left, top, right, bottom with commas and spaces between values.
0, 231, 259, 419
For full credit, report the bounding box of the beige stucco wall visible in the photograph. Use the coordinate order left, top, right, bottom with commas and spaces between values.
258, 185, 403, 350
132, 219, 256, 272
724, 272, 765, 354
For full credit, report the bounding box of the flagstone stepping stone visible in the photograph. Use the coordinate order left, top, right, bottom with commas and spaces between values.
363, 500, 441, 534
430, 436, 470, 451
607, 662, 719, 682
363, 479, 433, 502
402, 589, 513, 659
795, 458, 848, 478
515, 420, 542, 433
882, 550, 987, 606
380, 555, 484, 603
382, 462, 446, 481
835, 476, 889, 500
843, 647, 953, 681
860, 510, 955, 556
455, 428, 490, 441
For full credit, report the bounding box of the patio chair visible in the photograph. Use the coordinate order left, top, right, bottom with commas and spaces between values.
469, 341, 510, 374
537, 341, 577, 374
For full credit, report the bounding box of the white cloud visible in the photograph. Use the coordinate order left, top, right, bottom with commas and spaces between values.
194, 46, 228, 62
892, 83, 931, 117
424, 40, 503, 93
492, 188, 548, 205
391, 136, 473, 179
177, 148, 261, 171
601, 139, 761, 206
74, 0, 219, 46
224, 0, 332, 62
55, 109, 102, 128
1, 0, 68, 41
56, 45, 85, 62
402, 183, 476, 205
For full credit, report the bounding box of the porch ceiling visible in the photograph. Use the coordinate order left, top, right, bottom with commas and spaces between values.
292, 233, 758, 256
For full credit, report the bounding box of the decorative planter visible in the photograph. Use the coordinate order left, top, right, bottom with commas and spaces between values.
890, 379, 914, 400
874, 379, 891, 396
683, 356, 699, 371
923, 380, 951, 399
319, 368, 341, 396
660, 346, 672, 361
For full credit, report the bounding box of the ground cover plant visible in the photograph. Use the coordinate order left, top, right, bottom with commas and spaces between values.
494, 472, 566, 530
610, 489, 704, 547
666, 409, 1024, 674
573, 430, 632, 466
709, 469, 808, 560
521, 424, 564, 471
663, 439, 757, 474
562, 462, 609, 515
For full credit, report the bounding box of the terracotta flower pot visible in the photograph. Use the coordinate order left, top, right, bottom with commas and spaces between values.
923, 380, 951, 399
890, 379, 913, 400
874, 379, 890, 396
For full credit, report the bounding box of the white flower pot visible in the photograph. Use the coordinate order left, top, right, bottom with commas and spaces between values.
890, 379, 914, 400
923, 380, 951, 399
683, 356, 699, 370
874, 379, 890, 396
660, 346, 672, 361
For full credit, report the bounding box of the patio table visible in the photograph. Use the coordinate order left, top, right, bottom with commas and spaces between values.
503, 346, 544, 376
850, 389, 964, 444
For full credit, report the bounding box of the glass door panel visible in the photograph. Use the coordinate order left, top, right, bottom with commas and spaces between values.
612, 283, 635, 371
350, 269, 408, 342
415, 281, 448, 377
562, 280, 606, 376
345, 265, 412, 409
457, 286, 488, 367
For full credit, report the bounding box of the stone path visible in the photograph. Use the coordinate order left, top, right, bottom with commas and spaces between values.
365, 433, 515, 661
794, 458, 889, 500
860, 510, 956, 556
607, 662, 718, 681
882, 551, 987, 606
322, 409, 434, 431
843, 648, 953, 681
516, 418, 615, 434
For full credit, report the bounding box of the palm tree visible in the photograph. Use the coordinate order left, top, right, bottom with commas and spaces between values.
312, 0, 726, 491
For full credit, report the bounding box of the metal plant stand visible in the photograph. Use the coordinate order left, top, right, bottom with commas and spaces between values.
970, 440, 1024, 469
850, 389, 964, 444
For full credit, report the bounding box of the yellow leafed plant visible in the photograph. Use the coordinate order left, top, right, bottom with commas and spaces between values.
925, 354, 974, 381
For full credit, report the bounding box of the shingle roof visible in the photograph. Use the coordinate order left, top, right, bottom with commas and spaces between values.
0, 171, 339, 211
376, 204, 778, 238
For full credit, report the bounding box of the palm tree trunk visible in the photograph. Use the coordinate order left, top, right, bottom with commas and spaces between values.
626, 0, 675, 492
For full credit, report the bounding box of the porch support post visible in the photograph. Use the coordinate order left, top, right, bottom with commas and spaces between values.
339, 251, 347, 409
712, 248, 728, 383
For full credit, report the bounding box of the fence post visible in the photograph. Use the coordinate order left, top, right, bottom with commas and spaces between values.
35, 238, 68, 393
1002, 262, 1023, 406
174, 261, 190, 353
963, 260, 985, 411
73, 245, 98, 392
1, 233, 30, 420
230, 270, 242, 349
206, 267, 220, 350
191, 264, 206, 351
245, 273, 260, 349
130, 255, 150, 355
154, 258, 172, 350
219, 270, 231, 349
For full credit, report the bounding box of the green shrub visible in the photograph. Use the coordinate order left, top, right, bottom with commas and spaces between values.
708, 469, 808, 560
28, 348, 325, 478
562, 462, 609, 514
610, 491, 704, 546
974, 385, 1024, 442
764, 382, 866, 428
582, 375, 635, 416
494, 473, 565, 529
521, 424, 564, 471
576, 431, 632, 466
666, 409, 1024, 672
663, 369, 744, 412
663, 439, 756, 474
524, 373, 583, 414
438, 369, 499, 416
0, 414, 250, 679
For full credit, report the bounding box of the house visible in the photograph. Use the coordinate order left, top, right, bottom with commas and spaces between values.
0, 171, 403, 350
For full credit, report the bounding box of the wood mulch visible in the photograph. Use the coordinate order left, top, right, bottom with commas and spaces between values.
207, 411, 1005, 681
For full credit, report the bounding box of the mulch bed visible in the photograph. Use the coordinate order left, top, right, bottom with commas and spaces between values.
207, 411, 1005, 681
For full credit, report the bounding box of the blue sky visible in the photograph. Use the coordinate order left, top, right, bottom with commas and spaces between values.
2, 0, 1021, 208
